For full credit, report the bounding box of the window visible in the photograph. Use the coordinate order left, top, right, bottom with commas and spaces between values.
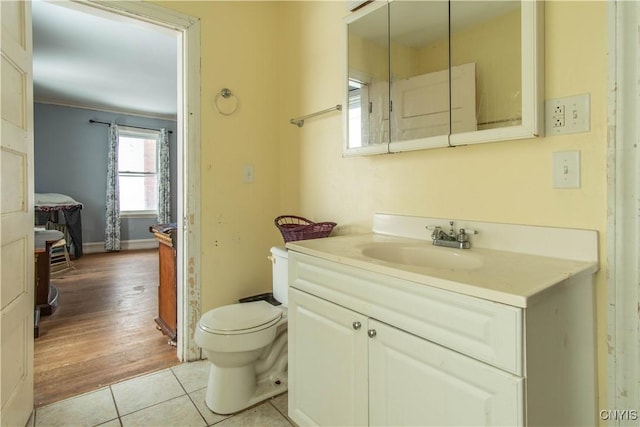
348, 79, 367, 148
118, 128, 159, 215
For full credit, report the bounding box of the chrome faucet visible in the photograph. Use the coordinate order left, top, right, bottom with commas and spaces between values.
427, 221, 477, 249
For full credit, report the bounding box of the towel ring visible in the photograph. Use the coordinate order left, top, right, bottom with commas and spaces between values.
214, 88, 238, 116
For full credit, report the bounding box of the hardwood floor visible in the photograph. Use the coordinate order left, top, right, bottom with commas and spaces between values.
34, 249, 180, 408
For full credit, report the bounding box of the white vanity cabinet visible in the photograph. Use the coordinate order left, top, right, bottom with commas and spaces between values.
287, 247, 597, 427
289, 287, 523, 426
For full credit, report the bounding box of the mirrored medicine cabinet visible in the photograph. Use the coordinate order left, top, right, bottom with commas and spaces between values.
343, 0, 544, 156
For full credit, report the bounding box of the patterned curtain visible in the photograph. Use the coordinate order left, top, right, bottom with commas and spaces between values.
157, 128, 171, 224
105, 122, 121, 251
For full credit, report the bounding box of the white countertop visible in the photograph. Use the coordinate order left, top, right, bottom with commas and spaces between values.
286, 233, 599, 307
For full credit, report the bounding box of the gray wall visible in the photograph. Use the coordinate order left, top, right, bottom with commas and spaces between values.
34, 103, 178, 244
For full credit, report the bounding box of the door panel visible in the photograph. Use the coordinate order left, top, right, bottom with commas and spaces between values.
1, 0, 34, 425
369, 319, 523, 427
1, 238, 27, 308
1, 56, 26, 129
288, 288, 368, 427
391, 63, 476, 142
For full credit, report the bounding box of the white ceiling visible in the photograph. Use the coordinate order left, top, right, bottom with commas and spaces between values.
32, 0, 178, 119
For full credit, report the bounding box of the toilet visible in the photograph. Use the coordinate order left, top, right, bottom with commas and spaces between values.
194, 246, 289, 415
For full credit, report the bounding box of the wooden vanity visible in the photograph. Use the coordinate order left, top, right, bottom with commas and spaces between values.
34, 229, 63, 338
150, 224, 177, 344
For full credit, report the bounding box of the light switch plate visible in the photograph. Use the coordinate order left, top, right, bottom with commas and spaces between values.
553, 151, 580, 188
242, 164, 254, 183
545, 94, 590, 136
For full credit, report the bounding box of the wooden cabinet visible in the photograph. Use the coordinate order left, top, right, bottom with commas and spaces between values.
150, 225, 177, 343
34, 230, 64, 338
287, 251, 596, 426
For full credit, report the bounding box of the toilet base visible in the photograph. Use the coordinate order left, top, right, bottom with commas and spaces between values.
204, 364, 288, 415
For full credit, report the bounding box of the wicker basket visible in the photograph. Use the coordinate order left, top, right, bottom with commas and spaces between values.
275, 215, 337, 242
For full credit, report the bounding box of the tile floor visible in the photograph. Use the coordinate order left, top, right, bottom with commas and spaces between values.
31, 361, 295, 427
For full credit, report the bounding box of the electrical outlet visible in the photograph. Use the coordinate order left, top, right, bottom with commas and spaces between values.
552, 105, 565, 128
545, 94, 590, 136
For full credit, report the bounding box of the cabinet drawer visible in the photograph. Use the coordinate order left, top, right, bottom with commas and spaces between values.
289, 252, 523, 375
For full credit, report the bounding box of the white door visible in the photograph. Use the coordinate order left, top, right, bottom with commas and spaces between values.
1, 1, 35, 426
390, 63, 477, 141
368, 319, 523, 427
288, 288, 368, 427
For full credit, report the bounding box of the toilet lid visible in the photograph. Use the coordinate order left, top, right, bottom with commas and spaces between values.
199, 301, 282, 334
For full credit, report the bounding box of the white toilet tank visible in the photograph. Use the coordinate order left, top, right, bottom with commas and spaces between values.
270, 246, 288, 305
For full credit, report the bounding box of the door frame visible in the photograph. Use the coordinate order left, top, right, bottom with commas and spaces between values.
607, 0, 639, 421
75, 0, 202, 361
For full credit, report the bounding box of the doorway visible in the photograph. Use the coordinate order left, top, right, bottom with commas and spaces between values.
31, 0, 201, 403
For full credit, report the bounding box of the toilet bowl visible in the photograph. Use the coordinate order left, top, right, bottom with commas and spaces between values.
194, 247, 289, 415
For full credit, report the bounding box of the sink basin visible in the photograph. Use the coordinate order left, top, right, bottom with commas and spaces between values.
361, 242, 484, 270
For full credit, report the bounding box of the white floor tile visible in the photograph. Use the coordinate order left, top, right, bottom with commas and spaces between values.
269, 393, 288, 418
111, 369, 185, 416
35, 387, 118, 427
171, 360, 210, 393
214, 402, 293, 427
33, 363, 294, 427
188, 387, 230, 426
95, 419, 122, 427
120, 395, 206, 427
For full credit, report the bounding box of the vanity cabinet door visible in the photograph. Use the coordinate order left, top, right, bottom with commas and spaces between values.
288, 288, 369, 427
368, 319, 524, 427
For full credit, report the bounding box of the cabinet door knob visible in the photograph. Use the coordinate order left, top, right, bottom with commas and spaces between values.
367, 329, 377, 338
352, 321, 362, 330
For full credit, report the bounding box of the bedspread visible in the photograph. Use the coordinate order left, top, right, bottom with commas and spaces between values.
35, 193, 84, 258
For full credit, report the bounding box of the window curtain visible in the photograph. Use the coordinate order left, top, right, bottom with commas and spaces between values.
105, 122, 121, 251
157, 128, 171, 224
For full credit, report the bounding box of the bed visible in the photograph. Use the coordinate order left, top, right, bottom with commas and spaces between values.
35, 193, 84, 258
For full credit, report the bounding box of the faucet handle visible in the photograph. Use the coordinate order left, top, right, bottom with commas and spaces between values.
426, 225, 441, 239
459, 228, 478, 235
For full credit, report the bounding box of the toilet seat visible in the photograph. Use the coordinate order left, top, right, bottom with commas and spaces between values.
199, 301, 282, 335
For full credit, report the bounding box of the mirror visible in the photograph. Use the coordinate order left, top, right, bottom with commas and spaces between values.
449, 0, 542, 146
388, 0, 450, 152
343, 0, 543, 155
450, 1, 522, 141
345, 2, 390, 155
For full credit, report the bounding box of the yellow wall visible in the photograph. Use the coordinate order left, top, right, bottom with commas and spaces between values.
158, 1, 286, 312
158, 0, 608, 412
280, 0, 609, 411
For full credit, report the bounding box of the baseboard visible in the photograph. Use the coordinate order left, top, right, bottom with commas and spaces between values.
83, 239, 159, 254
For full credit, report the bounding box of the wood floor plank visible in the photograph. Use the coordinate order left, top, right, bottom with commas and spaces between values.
34, 249, 180, 407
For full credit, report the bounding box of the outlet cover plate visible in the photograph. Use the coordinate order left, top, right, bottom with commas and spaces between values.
545, 94, 590, 136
